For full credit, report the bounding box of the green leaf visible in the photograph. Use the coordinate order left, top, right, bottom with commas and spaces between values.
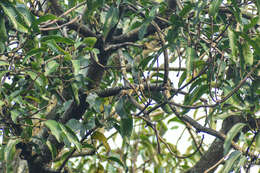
91, 131, 110, 152
5, 139, 21, 168
178, 71, 187, 88
186, 47, 196, 75
44, 120, 63, 143
179, 2, 194, 17
35, 14, 60, 25
11, 110, 19, 123
83, 37, 97, 48
0, 15, 8, 42
45, 39, 67, 54
222, 151, 241, 173
103, 6, 119, 39
46, 140, 58, 159
224, 123, 246, 154
234, 155, 247, 172
59, 124, 81, 151
138, 19, 150, 40
27, 71, 46, 87
139, 55, 154, 69
0, 60, 8, 66
0, 41, 5, 53
41, 35, 74, 45
256, 0, 260, 14
242, 42, 253, 65
209, 0, 223, 17
138, 6, 157, 40
107, 156, 125, 168
16, 3, 34, 28
189, 84, 208, 104
0, 100, 4, 108
230, 0, 241, 23
72, 60, 80, 76
0, 1, 29, 33
228, 28, 238, 60
238, 32, 260, 56
86, 93, 99, 110
223, 85, 242, 106
120, 115, 133, 138
188, 78, 204, 93
71, 82, 80, 105
244, 16, 259, 33
256, 132, 260, 151
115, 96, 128, 119
44, 60, 59, 76
149, 91, 171, 114
23, 48, 46, 64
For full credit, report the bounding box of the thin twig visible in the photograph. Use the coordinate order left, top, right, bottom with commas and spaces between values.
40, 1, 88, 27
40, 16, 81, 31
204, 155, 226, 173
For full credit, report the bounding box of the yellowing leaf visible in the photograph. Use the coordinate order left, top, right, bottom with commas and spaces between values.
91, 131, 110, 152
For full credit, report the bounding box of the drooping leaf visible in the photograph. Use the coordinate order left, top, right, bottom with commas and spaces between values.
244, 16, 259, 33
16, 3, 34, 28
115, 96, 134, 137
186, 47, 196, 75
44, 120, 63, 143
23, 48, 46, 64
120, 115, 133, 138
242, 42, 253, 65
46, 140, 58, 159
91, 131, 110, 152
189, 84, 208, 104
179, 2, 194, 17
222, 151, 241, 173
44, 60, 59, 76
256, 132, 260, 151
107, 156, 125, 168
0, 15, 8, 42
72, 60, 80, 76
4, 139, 21, 163
224, 123, 246, 154
59, 123, 81, 151
27, 71, 47, 87
45, 39, 67, 54
0, 42, 5, 53
228, 28, 238, 60
0, 60, 9, 66
71, 82, 80, 105
11, 110, 19, 123
103, 6, 119, 39
83, 37, 97, 48
41, 35, 75, 45
178, 71, 187, 88
149, 91, 171, 114
115, 96, 128, 119
0, 1, 29, 33
223, 85, 243, 106
209, 0, 223, 17
138, 19, 151, 40
233, 155, 247, 172
35, 14, 60, 25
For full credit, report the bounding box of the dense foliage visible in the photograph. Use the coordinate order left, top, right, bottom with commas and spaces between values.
0, 0, 259, 172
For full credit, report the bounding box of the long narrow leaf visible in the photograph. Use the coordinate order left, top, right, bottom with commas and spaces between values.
44, 120, 63, 143
224, 123, 246, 154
